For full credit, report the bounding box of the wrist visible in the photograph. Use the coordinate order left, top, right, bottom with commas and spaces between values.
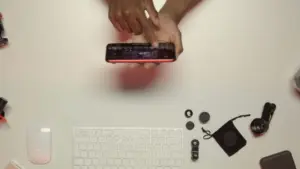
159, 1, 185, 24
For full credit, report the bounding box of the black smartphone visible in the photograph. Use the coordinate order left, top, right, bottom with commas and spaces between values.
105, 43, 176, 63
260, 150, 297, 169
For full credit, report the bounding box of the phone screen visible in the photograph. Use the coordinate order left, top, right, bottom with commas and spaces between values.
106, 43, 176, 63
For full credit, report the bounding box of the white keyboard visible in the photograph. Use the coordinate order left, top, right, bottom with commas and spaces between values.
73, 128, 184, 169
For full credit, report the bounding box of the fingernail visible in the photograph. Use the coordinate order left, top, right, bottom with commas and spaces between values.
144, 63, 157, 69
152, 42, 159, 48
128, 63, 140, 68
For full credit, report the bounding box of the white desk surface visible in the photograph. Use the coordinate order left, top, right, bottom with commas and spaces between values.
1, 0, 300, 168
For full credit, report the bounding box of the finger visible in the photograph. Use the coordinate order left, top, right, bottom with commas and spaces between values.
170, 31, 183, 57
109, 5, 123, 31
144, 0, 159, 26
114, 2, 132, 33
123, 12, 143, 35
128, 63, 142, 68
138, 14, 158, 46
116, 12, 132, 33
144, 63, 159, 69
131, 34, 147, 42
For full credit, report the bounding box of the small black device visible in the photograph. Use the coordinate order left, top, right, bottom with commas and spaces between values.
106, 43, 176, 63
185, 109, 193, 118
260, 150, 296, 169
0, 13, 8, 48
191, 139, 199, 161
250, 102, 276, 136
0, 97, 8, 116
0, 97, 8, 122
199, 112, 210, 124
186, 121, 195, 130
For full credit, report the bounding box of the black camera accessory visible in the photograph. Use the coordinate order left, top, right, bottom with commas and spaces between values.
191, 139, 199, 161
186, 121, 195, 130
0, 13, 8, 48
201, 114, 251, 157
0, 97, 8, 123
106, 43, 176, 63
199, 112, 210, 124
250, 102, 276, 136
185, 109, 193, 118
294, 69, 300, 89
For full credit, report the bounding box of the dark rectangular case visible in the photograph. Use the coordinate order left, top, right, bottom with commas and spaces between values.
260, 150, 297, 169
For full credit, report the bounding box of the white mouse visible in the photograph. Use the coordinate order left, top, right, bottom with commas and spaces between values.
27, 126, 52, 164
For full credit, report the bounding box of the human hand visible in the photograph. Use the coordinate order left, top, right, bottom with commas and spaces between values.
108, 0, 159, 44
127, 13, 183, 69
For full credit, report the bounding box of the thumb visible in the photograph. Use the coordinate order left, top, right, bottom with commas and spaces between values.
144, 0, 159, 26
170, 32, 183, 57
140, 20, 158, 46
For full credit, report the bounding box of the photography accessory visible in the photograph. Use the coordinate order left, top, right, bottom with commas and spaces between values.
186, 121, 195, 130
201, 114, 250, 156
191, 139, 199, 161
250, 102, 276, 136
0, 13, 8, 48
106, 43, 176, 63
293, 68, 300, 92
199, 112, 210, 124
0, 97, 8, 123
185, 109, 193, 118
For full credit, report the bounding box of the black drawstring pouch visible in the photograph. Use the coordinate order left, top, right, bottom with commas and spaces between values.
201, 114, 250, 157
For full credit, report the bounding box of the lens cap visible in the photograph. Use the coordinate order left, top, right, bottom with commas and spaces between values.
186, 121, 195, 130
199, 112, 210, 124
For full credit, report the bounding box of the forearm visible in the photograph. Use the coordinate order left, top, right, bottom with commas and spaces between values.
159, 0, 201, 24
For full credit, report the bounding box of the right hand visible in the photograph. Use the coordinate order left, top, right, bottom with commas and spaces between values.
108, 0, 159, 44
127, 13, 183, 69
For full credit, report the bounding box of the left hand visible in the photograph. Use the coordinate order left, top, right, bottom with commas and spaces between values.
126, 13, 184, 69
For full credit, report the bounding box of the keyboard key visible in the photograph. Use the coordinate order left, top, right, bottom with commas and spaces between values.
74, 159, 83, 165
79, 144, 87, 150
114, 159, 122, 165
99, 159, 106, 165
174, 160, 182, 166
90, 137, 97, 143
130, 159, 136, 166
81, 151, 88, 158
107, 159, 114, 165
74, 150, 81, 157
85, 159, 92, 165
94, 144, 101, 150
122, 159, 130, 166
92, 159, 99, 165
88, 144, 94, 150
89, 151, 96, 158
